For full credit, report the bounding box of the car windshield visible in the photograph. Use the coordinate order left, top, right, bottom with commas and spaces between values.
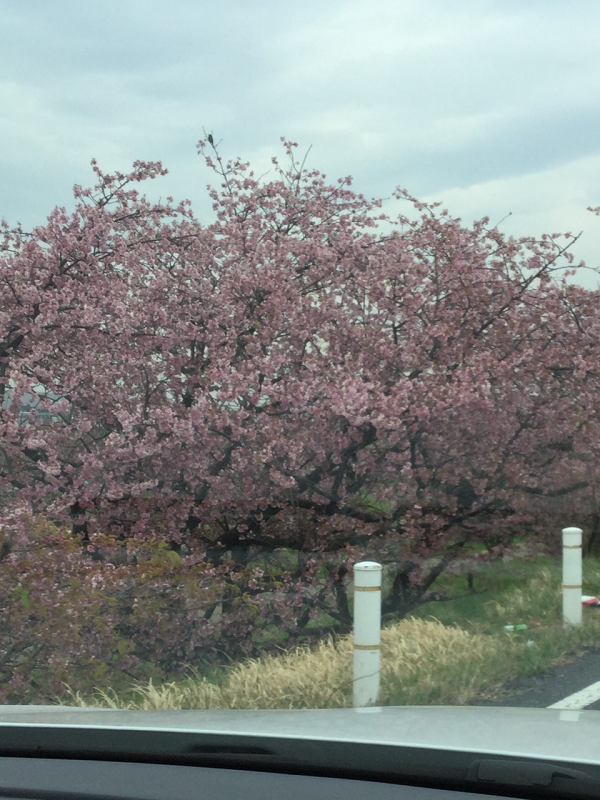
2, 0, 600, 719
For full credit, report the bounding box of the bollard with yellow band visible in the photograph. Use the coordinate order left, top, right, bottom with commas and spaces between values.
562, 527, 583, 627
353, 560, 383, 708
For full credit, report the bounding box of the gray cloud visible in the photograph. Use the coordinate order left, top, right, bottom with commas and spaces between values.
1, 0, 599, 286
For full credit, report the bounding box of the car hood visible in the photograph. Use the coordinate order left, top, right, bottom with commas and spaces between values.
0, 705, 599, 766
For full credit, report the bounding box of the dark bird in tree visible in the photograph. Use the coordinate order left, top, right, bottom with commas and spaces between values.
207, 134, 214, 145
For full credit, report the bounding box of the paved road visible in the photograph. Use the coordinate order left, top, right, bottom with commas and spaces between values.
471, 646, 600, 709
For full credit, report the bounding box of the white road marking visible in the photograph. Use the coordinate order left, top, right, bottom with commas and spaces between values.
547, 680, 600, 710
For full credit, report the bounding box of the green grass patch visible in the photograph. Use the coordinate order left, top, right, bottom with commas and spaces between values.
407, 556, 600, 700
408, 556, 562, 632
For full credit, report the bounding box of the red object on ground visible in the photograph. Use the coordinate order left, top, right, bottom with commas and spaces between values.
582, 595, 600, 606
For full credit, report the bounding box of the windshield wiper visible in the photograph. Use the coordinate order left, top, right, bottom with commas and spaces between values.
468, 758, 594, 795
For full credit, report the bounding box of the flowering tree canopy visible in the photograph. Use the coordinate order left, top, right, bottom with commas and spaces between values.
1, 138, 600, 638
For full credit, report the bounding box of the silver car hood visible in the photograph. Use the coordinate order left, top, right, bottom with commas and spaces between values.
1, 705, 599, 766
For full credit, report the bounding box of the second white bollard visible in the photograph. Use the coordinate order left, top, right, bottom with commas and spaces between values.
353, 561, 382, 708
562, 527, 583, 627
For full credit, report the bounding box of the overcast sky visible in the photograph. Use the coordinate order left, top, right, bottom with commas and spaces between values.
2, 0, 600, 288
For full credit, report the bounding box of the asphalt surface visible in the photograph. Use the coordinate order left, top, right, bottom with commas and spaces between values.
471, 646, 600, 709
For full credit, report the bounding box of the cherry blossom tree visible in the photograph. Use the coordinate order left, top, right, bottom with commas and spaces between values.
1, 138, 600, 686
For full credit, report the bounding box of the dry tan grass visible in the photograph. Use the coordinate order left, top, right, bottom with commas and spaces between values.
63, 617, 511, 710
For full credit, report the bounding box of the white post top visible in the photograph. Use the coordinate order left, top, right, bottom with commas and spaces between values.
354, 561, 383, 571
562, 527, 583, 545
353, 561, 382, 587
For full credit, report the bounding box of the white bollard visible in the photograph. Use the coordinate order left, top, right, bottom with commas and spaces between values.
353, 560, 382, 708
562, 527, 583, 627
